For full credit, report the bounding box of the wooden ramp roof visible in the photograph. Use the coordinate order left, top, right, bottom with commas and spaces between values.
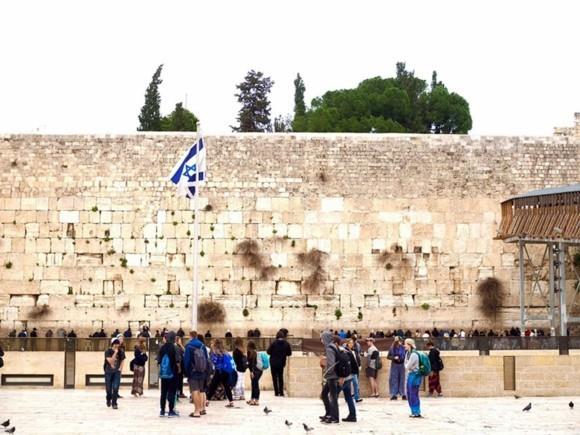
497, 184, 580, 242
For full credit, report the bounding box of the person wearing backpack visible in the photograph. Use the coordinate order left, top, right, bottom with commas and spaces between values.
232, 337, 247, 401
206, 339, 235, 408
404, 338, 426, 418
157, 331, 180, 418
130, 338, 148, 397
426, 341, 443, 397
387, 336, 407, 401
246, 340, 263, 406
319, 330, 340, 424
184, 331, 209, 418
338, 338, 357, 423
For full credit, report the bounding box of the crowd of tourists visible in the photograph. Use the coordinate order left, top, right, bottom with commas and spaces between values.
98, 327, 445, 422
102, 328, 292, 418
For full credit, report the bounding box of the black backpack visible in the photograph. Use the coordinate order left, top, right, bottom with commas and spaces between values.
332, 347, 351, 378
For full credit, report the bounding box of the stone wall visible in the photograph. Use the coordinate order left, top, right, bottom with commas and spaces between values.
0, 133, 578, 336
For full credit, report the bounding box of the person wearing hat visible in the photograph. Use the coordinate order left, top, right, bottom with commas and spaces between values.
403, 338, 422, 418
387, 336, 407, 400
364, 337, 380, 398
104, 338, 122, 409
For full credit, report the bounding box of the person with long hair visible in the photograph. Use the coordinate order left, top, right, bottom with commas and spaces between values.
130, 338, 148, 397
232, 337, 247, 400
246, 340, 263, 406
206, 339, 235, 408
365, 338, 380, 398
404, 338, 422, 418
157, 331, 180, 417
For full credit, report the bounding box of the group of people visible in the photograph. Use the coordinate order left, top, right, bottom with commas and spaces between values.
102, 329, 294, 419
318, 333, 445, 423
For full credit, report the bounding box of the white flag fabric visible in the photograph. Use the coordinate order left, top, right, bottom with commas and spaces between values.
169, 138, 206, 198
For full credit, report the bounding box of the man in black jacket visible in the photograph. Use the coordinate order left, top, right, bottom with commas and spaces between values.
266, 330, 292, 397
157, 331, 180, 417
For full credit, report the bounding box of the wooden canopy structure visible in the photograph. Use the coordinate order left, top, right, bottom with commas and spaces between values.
497, 184, 580, 337
497, 184, 580, 243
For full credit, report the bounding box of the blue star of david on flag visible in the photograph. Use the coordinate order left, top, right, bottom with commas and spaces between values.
169, 137, 207, 198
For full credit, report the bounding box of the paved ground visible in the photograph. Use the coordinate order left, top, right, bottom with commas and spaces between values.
0, 388, 578, 434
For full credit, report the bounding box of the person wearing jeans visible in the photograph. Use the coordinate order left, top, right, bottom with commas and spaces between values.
346, 338, 362, 403
267, 331, 292, 397
157, 331, 180, 417
104, 338, 123, 409
340, 377, 356, 422
246, 340, 263, 405
206, 339, 234, 407
320, 330, 340, 424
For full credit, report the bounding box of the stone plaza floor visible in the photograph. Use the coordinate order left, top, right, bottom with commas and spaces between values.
0, 388, 578, 434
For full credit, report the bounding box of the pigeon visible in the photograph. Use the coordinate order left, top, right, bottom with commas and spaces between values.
285, 420, 293, 427
0, 422, 8, 428
263, 406, 272, 415
522, 402, 532, 412
4, 428, 15, 434
514, 395, 521, 399
569, 401, 574, 409
303, 423, 314, 432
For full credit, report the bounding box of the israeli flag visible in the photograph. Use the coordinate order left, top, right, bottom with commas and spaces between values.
169, 137, 206, 198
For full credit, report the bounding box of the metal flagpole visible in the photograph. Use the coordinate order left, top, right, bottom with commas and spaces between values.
191, 124, 201, 331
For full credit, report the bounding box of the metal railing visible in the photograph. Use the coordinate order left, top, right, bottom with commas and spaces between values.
0, 336, 576, 354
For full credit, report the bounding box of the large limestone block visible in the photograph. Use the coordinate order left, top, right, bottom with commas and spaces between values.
40, 280, 70, 295
59, 211, 80, 224
10, 295, 36, 307
277, 281, 300, 296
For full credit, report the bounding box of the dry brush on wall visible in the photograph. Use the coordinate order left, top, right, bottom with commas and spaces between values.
477, 277, 506, 319
198, 300, 226, 323
298, 249, 328, 294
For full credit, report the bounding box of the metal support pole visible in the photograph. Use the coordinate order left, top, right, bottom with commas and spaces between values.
558, 242, 567, 336
548, 244, 556, 332
519, 241, 525, 330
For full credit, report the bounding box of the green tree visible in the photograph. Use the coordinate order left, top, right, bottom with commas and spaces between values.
138, 64, 164, 131
292, 73, 307, 131
232, 70, 274, 132
161, 102, 198, 131
300, 63, 472, 134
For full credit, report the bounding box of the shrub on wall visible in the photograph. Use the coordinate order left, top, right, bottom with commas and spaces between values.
198, 300, 226, 323
477, 277, 506, 318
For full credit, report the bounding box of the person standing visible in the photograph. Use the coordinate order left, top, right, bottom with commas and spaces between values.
206, 339, 235, 408
387, 336, 406, 400
404, 338, 422, 418
232, 337, 247, 401
320, 330, 340, 424
346, 338, 362, 404
266, 331, 292, 397
426, 341, 443, 397
184, 331, 209, 418
365, 338, 380, 398
157, 331, 180, 417
339, 338, 357, 423
246, 340, 263, 406
176, 336, 187, 399
104, 338, 122, 409
131, 338, 148, 397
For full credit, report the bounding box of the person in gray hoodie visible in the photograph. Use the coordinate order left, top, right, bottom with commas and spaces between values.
319, 330, 340, 424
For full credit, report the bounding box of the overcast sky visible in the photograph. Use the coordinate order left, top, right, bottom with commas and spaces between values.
0, 0, 578, 136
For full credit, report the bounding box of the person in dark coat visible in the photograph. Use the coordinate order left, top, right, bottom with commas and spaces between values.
426, 341, 443, 396
266, 331, 292, 397
156, 331, 179, 417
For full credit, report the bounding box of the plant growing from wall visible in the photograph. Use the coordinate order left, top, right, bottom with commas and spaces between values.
242, 308, 249, 317
421, 303, 430, 310
198, 300, 226, 323
334, 308, 342, 320
4, 261, 12, 269
357, 310, 363, 321
477, 277, 506, 319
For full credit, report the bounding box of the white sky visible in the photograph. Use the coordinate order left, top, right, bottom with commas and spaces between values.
0, 0, 578, 136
